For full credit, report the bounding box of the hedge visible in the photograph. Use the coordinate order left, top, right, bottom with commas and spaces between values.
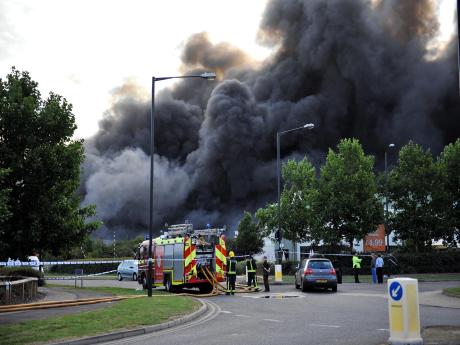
0, 266, 45, 286
268, 251, 460, 275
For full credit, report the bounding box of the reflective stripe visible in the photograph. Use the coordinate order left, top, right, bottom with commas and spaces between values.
247, 259, 256, 272
215, 235, 227, 276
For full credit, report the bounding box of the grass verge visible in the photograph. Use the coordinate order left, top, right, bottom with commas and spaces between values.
443, 286, 460, 298
0, 287, 199, 345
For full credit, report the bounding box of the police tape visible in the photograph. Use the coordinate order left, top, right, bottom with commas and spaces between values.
0, 260, 123, 266
44, 270, 118, 280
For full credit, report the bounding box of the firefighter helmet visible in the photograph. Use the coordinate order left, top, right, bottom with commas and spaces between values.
229, 251, 235, 258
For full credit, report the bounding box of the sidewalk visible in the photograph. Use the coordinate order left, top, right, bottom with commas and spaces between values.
0, 286, 113, 325
420, 290, 460, 309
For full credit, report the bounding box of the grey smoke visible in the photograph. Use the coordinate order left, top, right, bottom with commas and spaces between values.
82, 0, 460, 238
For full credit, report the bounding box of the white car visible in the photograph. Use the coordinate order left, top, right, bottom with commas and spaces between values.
116, 260, 138, 281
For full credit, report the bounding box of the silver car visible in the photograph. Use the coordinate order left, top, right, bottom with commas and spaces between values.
117, 260, 138, 281
295, 258, 337, 292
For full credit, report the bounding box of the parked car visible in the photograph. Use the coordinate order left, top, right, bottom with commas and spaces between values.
295, 258, 337, 292
117, 260, 138, 281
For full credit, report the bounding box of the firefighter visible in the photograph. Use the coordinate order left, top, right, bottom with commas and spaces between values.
246, 254, 258, 290
226, 251, 237, 295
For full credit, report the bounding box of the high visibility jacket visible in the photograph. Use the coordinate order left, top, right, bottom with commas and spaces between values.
352, 255, 362, 269
227, 258, 237, 275
246, 258, 256, 272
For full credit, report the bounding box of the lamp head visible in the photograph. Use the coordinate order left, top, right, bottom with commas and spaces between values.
389, 143, 395, 148
200, 72, 216, 80
303, 123, 315, 130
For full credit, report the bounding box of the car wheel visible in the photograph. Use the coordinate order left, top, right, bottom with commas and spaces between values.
117, 273, 123, 281
295, 278, 300, 289
133, 273, 138, 281
302, 282, 308, 292
332, 285, 337, 292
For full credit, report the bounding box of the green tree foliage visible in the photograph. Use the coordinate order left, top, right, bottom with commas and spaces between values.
256, 157, 318, 243
387, 142, 447, 252
0, 168, 11, 224
0, 68, 100, 259
438, 138, 460, 244
315, 138, 383, 248
279, 158, 318, 242
234, 211, 264, 256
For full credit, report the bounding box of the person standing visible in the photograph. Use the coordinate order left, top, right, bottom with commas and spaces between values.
371, 253, 377, 284
352, 251, 362, 283
226, 251, 237, 295
246, 255, 258, 290
262, 256, 270, 292
376, 254, 384, 284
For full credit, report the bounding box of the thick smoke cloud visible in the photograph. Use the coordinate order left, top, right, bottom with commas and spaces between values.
83, 0, 460, 238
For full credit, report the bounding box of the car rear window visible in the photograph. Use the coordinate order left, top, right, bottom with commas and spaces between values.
308, 260, 332, 269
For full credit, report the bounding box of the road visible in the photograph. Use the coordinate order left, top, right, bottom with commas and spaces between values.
52, 279, 458, 345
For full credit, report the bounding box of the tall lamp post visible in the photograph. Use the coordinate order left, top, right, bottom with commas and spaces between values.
385, 143, 395, 253
276, 123, 315, 263
147, 72, 215, 297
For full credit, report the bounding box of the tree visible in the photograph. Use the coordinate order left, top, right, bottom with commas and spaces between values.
256, 157, 318, 243
0, 68, 100, 259
234, 211, 264, 256
439, 139, 460, 244
387, 142, 447, 252
0, 168, 11, 224
315, 138, 383, 248
279, 158, 318, 242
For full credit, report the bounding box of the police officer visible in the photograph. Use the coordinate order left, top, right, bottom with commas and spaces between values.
352, 251, 362, 283
246, 254, 258, 290
262, 256, 270, 292
226, 251, 237, 295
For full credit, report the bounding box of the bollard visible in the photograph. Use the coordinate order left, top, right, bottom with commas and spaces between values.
387, 278, 423, 345
274, 264, 282, 283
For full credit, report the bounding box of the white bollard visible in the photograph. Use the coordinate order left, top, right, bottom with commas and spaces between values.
275, 264, 282, 282
387, 278, 423, 345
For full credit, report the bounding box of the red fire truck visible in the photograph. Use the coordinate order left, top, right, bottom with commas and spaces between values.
136, 224, 227, 292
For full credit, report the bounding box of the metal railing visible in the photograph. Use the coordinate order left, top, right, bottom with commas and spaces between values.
0, 277, 38, 305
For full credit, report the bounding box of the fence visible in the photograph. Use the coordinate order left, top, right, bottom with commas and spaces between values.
0, 277, 38, 305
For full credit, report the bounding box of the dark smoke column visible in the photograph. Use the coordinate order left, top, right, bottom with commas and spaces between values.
147, 72, 216, 298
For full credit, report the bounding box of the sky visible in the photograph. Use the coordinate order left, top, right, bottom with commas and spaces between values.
0, 0, 271, 138
0, 0, 456, 140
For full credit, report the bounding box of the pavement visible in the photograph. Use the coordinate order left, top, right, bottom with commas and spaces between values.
1, 279, 460, 345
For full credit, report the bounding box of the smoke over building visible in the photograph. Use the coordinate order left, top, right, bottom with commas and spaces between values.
82, 0, 460, 238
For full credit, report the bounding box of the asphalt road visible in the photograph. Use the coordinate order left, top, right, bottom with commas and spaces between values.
72, 280, 460, 345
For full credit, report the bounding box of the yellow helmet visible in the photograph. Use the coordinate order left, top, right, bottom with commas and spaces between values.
229, 251, 235, 258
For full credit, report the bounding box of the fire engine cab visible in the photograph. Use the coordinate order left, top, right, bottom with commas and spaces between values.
136, 224, 227, 293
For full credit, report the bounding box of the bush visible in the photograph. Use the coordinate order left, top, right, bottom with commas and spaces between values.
0, 266, 45, 286
47, 262, 119, 275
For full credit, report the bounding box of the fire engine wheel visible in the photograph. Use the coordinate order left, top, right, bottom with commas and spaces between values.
142, 275, 148, 290
132, 273, 138, 281
117, 273, 123, 281
165, 277, 176, 292
199, 283, 213, 294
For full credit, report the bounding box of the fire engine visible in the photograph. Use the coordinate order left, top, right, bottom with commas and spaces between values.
136, 224, 227, 293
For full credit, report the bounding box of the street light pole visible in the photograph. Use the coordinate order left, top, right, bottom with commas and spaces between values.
147, 72, 215, 297
276, 123, 315, 263
385, 143, 395, 253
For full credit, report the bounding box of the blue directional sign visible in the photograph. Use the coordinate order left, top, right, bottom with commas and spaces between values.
389, 281, 403, 301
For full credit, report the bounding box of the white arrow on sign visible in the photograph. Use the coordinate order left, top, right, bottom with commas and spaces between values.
391, 285, 401, 298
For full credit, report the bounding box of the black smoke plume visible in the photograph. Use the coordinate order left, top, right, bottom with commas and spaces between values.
82, 0, 460, 238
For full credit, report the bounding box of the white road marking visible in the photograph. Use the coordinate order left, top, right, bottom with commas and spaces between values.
309, 324, 341, 328
220, 310, 232, 314
377, 329, 389, 331
263, 319, 283, 323
235, 314, 250, 318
